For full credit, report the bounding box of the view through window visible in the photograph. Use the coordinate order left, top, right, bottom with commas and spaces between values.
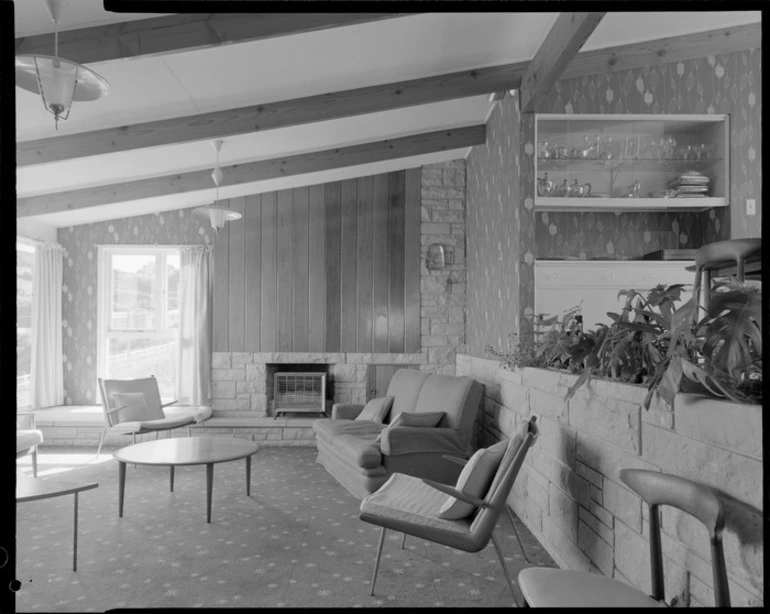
17, 241, 35, 409
99, 247, 180, 402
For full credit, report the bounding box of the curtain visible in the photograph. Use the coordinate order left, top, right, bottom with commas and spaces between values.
176, 245, 213, 406
31, 242, 64, 408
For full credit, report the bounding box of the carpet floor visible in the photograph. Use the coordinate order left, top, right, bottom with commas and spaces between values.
15, 445, 556, 611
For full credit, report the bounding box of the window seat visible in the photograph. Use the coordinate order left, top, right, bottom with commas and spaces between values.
25, 406, 318, 448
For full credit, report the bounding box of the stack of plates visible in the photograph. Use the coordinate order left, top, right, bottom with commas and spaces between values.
670, 170, 710, 198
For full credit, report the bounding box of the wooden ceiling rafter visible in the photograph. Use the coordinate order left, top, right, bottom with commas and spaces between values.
520, 12, 606, 112
14, 13, 414, 64
16, 125, 486, 218
17, 63, 526, 166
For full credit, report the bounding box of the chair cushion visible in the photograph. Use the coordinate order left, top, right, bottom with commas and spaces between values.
355, 396, 394, 423
110, 415, 195, 433
17, 429, 44, 452
111, 392, 151, 422
438, 439, 507, 520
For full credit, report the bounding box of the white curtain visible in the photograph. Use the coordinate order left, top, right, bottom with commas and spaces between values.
176, 246, 213, 406
31, 242, 64, 408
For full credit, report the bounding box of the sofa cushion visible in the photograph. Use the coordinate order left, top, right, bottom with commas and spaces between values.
438, 439, 507, 520
414, 374, 476, 430
385, 370, 429, 423
312, 419, 386, 470
390, 411, 445, 428
356, 396, 394, 423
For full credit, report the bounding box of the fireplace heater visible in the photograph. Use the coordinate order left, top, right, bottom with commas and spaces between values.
273, 372, 327, 419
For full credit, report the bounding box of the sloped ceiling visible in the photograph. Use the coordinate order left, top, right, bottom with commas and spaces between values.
13, 4, 761, 227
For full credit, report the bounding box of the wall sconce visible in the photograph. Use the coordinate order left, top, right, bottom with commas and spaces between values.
426, 244, 455, 269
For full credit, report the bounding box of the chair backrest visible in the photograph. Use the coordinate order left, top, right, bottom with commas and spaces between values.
469, 416, 539, 544
98, 376, 165, 426
619, 469, 730, 607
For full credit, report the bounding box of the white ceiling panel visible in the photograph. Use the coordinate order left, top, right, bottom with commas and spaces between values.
13, 0, 164, 36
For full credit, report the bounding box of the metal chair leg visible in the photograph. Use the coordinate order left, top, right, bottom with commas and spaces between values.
370, 527, 387, 596
155, 431, 160, 440
401, 533, 407, 549
31, 447, 38, 477
505, 505, 530, 564
491, 530, 521, 607
187, 426, 192, 437
95, 428, 107, 457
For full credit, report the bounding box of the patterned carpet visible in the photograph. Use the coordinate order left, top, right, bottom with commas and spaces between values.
15, 445, 556, 611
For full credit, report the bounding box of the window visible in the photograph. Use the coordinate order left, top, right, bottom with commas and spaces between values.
98, 246, 180, 402
17, 240, 35, 409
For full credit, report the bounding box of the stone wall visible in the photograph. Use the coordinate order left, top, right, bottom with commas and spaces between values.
457, 354, 763, 607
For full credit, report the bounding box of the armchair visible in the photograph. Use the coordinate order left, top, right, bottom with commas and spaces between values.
359, 416, 539, 605
17, 412, 44, 477
97, 376, 212, 454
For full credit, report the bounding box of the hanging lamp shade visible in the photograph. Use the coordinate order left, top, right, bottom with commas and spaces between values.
193, 140, 242, 234
15, 0, 110, 129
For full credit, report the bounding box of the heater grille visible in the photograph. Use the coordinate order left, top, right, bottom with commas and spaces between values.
273, 372, 326, 418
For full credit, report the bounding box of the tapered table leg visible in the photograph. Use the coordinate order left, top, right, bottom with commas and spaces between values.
246, 456, 251, 497
73, 492, 79, 571
118, 461, 126, 517
170, 466, 175, 492
206, 463, 214, 523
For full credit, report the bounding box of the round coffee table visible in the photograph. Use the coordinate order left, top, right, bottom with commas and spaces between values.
113, 436, 260, 523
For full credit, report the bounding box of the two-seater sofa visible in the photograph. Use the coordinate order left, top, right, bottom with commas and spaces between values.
312, 369, 482, 499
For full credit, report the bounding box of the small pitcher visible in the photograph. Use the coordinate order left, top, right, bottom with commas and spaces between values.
537, 173, 555, 196
569, 179, 592, 197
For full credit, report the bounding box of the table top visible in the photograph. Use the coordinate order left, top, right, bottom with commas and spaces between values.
16, 476, 99, 502
113, 436, 260, 466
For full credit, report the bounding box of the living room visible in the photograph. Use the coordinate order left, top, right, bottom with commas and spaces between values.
12, 4, 762, 611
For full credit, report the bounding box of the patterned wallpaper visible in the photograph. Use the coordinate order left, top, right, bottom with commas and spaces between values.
58, 210, 209, 405
465, 90, 526, 356
465, 47, 761, 357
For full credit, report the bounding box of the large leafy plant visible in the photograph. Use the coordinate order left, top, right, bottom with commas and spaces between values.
486, 278, 762, 408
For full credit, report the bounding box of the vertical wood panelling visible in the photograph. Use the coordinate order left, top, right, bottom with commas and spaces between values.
292, 187, 310, 352
260, 192, 277, 352
356, 176, 374, 353
243, 194, 262, 350
276, 190, 294, 351
404, 168, 422, 352
308, 184, 326, 352
325, 182, 342, 352
212, 210, 230, 351
387, 171, 406, 353
214, 169, 422, 354
228, 196, 246, 351
372, 173, 390, 352
340, 179, 358, 352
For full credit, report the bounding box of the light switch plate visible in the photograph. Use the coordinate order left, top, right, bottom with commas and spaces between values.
746, 199, 756, 215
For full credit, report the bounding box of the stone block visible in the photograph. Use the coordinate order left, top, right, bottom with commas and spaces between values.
588, 501, 615, 530
569, 390, 641, 454
421, 187, 464, 200
603, 479, 642, 534
578, 506, 614, 545
541, 515, 591, 572
528, 387, 569, 423
332, 363, 358, 381
614, 518, 652, 593
212, 368, 245, 381
432, 209, 465, 223
576, 460, 603, 488
642, 422, 763, 510
548, 483, 579, 541
673, 394, 762, 459
245, 363, 267, 380
522, 367, 577, 395
576, 431, 659, 481
641, 408, 674, 429
431, 321, 464, 336
39, 426, 77, 438
536, 449, 592, 509
590, 484, 603, 505
283, 427, 316, 440
211, 398, 251, 411
211, 380, 236, 399
237, 380, 266, 394
231, 352, 254, 365
578, 519, 614, 576
500, 378, 528, 415
211, 353, 231, 369
536, 416, 576, 469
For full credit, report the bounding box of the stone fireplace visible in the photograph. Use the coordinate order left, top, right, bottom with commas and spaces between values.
210, 352, 427, 418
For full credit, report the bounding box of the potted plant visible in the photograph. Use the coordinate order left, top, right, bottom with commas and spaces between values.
486, 278, 762, 408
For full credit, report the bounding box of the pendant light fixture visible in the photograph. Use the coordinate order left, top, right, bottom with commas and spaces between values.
15, 0, 111, 129
193, 140, 242, 236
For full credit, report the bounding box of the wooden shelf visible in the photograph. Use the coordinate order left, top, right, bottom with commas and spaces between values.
535, 196, 727, 212
537, 157, 722, 174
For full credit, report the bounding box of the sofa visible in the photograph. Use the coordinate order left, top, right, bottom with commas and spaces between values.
312, 369, 483, 499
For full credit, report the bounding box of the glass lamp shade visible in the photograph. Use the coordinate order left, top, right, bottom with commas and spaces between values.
16, 54, 110, 124
193, 205, 242, 231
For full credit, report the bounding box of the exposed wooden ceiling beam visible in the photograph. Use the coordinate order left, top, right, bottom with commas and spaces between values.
17, 63, 526, 166
16, 125, 485, 218
14, 13, 413, 64
520, 12, 605, 112
561, 22, 761, 81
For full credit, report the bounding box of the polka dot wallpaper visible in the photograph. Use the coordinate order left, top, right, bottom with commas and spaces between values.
464, 48, 761, 357
58, 209, 210, 405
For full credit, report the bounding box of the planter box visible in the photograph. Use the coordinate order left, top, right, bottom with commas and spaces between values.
457, 356, 763, 607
